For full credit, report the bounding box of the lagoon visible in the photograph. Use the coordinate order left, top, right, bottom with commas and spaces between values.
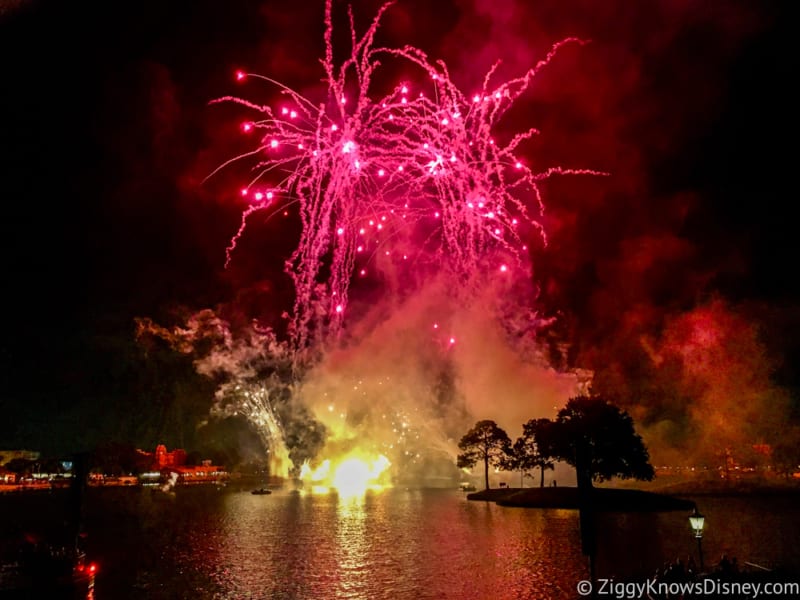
2, 486, 798, 599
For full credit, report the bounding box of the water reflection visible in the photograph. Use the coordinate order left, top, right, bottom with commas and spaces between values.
335, 493, 370, 598
25, 487, 792, 599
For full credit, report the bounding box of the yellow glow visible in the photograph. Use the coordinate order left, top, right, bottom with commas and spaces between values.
300, 453, 391, 496
333, 458, 371, 495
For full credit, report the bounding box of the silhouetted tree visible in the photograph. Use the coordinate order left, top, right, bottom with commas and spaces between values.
512, 418, 556, 487
90, 441, 142, 476
550, 395, 654, 487
456, 420, 511, 490
4, 458, 34, 476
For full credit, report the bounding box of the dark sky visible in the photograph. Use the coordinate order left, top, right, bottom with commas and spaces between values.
0, 0, 797, 455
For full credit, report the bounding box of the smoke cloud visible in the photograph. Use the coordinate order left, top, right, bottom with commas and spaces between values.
145, 0, 794, 477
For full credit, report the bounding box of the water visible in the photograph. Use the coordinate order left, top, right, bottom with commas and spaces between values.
2, 487, 798, 599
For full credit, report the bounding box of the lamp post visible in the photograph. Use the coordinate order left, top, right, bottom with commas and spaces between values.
689, 508, 705, 573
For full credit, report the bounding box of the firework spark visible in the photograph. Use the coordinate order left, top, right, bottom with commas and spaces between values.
211, 0, 602, 355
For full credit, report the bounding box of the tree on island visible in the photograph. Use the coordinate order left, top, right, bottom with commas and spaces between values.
456, 420, 511, 490
550, 395, 654, 488
510, 418, 556, 488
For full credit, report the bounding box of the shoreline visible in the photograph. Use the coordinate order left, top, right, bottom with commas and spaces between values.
467, 486, 696, 511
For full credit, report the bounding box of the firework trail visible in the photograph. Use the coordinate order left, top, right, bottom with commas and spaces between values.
213, 381, 292, 478
211, 0, 602, 355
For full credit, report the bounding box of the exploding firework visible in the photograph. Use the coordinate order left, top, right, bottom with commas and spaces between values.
198, 1, 602, 489
211, 0, 602, 355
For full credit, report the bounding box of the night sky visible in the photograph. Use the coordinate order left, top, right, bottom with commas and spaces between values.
1, 0, 798, 458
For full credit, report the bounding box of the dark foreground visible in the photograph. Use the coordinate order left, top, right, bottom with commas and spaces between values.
467, 486, 695, 511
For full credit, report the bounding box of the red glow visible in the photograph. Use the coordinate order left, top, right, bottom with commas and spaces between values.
235, 70, 246, 81
215, 4, 601, 348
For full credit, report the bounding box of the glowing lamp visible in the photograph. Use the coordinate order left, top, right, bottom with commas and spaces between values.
235, 70, 246, 81
689, 507, 706, 572
241, 122, 253, 133
689, 508, 705, 538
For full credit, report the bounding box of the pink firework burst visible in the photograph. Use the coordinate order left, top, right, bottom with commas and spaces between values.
209, 0, 603, 354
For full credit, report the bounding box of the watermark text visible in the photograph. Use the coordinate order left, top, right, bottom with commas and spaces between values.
576, 578, 800, 598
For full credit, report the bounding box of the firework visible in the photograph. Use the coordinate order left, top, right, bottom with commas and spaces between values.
211, 0, 602, 355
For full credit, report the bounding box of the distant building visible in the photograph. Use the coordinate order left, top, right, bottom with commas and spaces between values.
0, 467, 17, 484
136, 444, 187, 470
752, 443, 772, 458
176, 460, 229, 485
135, 445, 227, 485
